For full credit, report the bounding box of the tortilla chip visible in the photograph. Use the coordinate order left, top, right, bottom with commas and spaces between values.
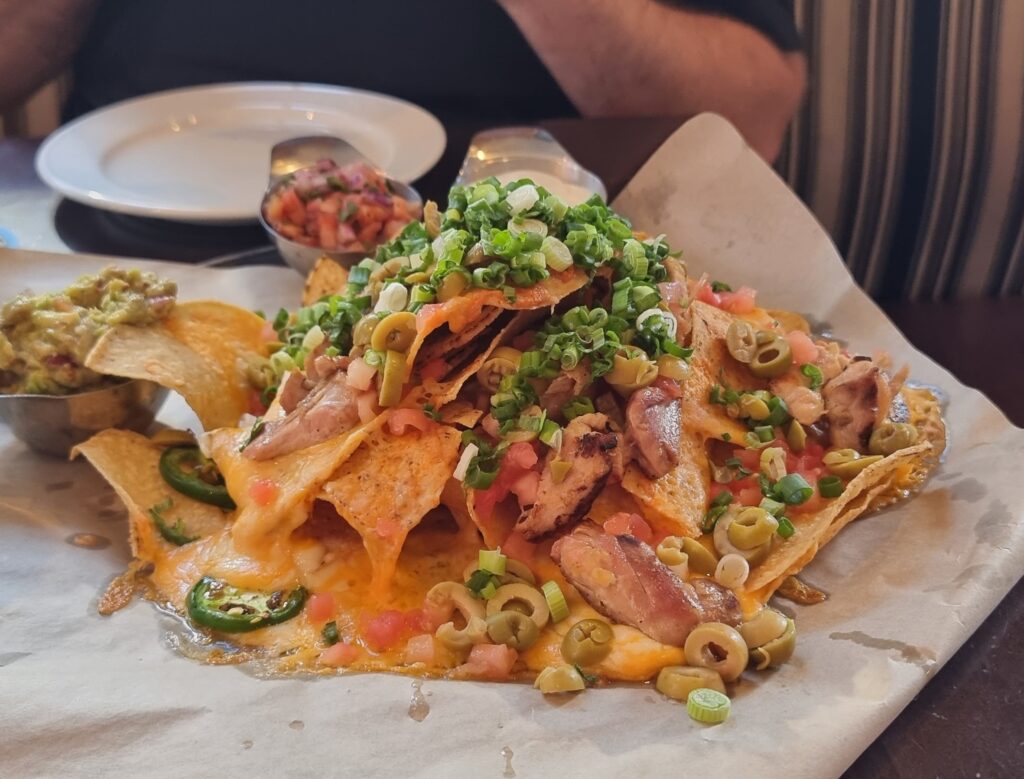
72, 429, 229, 561
85, 301, 266, 430
302, 256, 349, 306
205, 413, 390, 555
744, 441, 931, 598
466, 490, 518, 549
318, 425, 461, 590
404, 268, 589, 381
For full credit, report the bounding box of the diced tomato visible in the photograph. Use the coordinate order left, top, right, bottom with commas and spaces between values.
510, 469, 540, 507
259, 319, 278, 343
736, 486, 764, 506
404, 634, 436, 665
719, 286, 757, 314
388, 408, 435, 436
458, 644, 518, 681
603, 512, 654, 543
709, 482, 733, 502
248, 478, 278, 506
306, 592, 336, 625
501, 530, 537, 564
320, 642, 360, 667
505, 442, 539, 470
420, 357, 448, 381
318, 211, 339, 250
695, 280, 722, 307
362, 610, 407, 652
281, 188, 306, 224
362, 609, 428, 652
346, 357, 376, 391
786, 330, 819, 365
356, 391, 380, 424
733, 448, 761, 471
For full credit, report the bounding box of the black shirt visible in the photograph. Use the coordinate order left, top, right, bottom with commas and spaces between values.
67, 0, 800, 122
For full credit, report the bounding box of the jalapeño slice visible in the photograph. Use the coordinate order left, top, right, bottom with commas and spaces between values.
159, 446, 235, 509
187, 576, 307, 633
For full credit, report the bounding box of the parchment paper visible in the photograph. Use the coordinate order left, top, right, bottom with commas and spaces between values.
2, 115, 1023, 779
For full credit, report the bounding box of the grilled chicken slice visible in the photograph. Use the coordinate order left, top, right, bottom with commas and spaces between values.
276, 370, 310, 413
822, 359, 891, 450
244, 371, 360, 460
625, 378, 682, 479
516, 413, 619, 539
552, 522, 741, 646
771, 374, 825, 426
539, 363, 591, 417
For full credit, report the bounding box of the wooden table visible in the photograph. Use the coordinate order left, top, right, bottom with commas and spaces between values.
1, 119, 1021, 778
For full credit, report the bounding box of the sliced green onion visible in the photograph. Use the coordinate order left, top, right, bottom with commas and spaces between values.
754, 425, 775, 443
562, 396, 595, 421
710, 491, 734, 508
541, 581, 570, 622
541, 236, 574, 272
687, 688, 731, 724
818, 475, 844, 498
710, 280, 732, 293
348, 266, 370, 286
776, 517, 796, 538
478, 549, 507, 576
801, 363, 824, 390
479, 580, 499, 600
759, 497, 786, 516
764, 396, 791, 427
539, 420, 562, 448
776, 473, 814, 505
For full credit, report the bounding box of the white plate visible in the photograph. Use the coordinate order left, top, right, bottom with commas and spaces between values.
35, 82, 446, 224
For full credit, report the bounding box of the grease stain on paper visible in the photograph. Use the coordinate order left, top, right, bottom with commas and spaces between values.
501, 746, 515, 778
949, 477, 986, 503
289, 720, 304, 731
65, 532, 110, 550
241, 740, 253, 750
408, 679, 430, 722
829, 631, 937, 670
974, 499, 1013, 549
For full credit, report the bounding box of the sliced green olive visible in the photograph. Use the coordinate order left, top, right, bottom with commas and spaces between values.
657, 354, 689, 381
486, 611, 540, 650
561, 618, 614, 666
437, 271, 469, 302
868, 421, 919, 456
749, 617, 796, 670
749, 336, 793, 379
755, 330, 775, 346
461, 558, 536, 587
377, 349, 407, 407
787, 420, 807, 452
683, 622, 749, 682
656, 536, 688, 568
655, 666, 726, 701
681, 537, 719, 575
726, 507, 778, 550
534, 664, 586, 694
476, 347, 522, 393
606, 348, 659, 396
427, 581, 488, 652
738, 395, 770, 421
371, 311, 418, 353
486, 583, 549, 629
352, 315, 380, 348
725, 320, 758, 364
738, 607, 789, 649
714, 509, 772, 565
823, 448, 884, 479
150, 428, 196, 447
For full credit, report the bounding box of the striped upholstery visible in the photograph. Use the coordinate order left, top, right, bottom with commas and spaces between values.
779, 0, 1024, 299
4, 3, 1021, 299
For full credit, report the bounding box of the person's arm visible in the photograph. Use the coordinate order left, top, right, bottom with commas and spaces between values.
498, 0, 806, 161
0, 0, 98, 113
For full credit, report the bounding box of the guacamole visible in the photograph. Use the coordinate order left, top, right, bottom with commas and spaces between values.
0, 267, 177, 395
